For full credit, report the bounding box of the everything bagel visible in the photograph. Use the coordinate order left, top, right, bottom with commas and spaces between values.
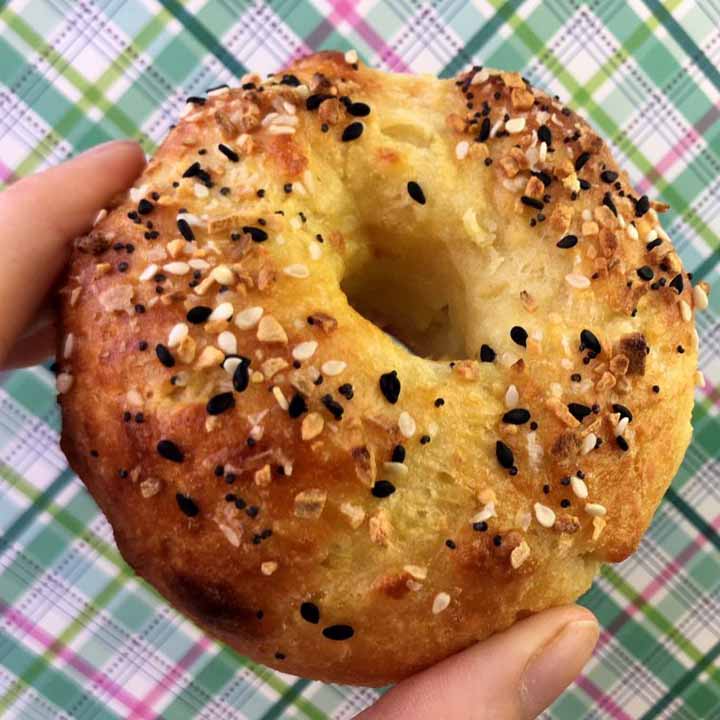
58, 51, 702, 685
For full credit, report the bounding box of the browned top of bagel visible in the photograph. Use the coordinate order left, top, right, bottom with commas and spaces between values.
58, 51, 700, 685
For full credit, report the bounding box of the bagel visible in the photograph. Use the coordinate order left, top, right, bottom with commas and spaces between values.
58, 51, 702, 685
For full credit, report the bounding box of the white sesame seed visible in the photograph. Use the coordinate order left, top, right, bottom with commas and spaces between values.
93, 208, 107, 226
432, 592, 451, 615
63, 333, 74, 359
163, 261, 190, 275
321, 360, 346, 376
616, 416, 629, 436
383, 461, 408, 476
292, 181, 307, 196
268, 125, 295, 135
188, 258, 210, 270
455, 140, 469, 160
505, 117, 526, 134
489, 118, 503, 138
534, 502, 556, 528
272, 386, 289, 410
167, 323, 188, 348
693, 285, 709, 311
627, 224, 639, 241
539, 141, 547, 162
283, 264, 309, 278
176, 211, 202, 226
585, 502, 607, 517
398, 411, 416, 438
139, 263, 158, 281
404, 564, 427, 580
645, 229, 658, 244
570, 476, 588, 499
696, 370, 705, 387
194, 183, 209, 198
223, 356, 241, 375
566, 273, 591, 289
505, 384, 519, 408
209, 302, 234, 322
211, 265, 235, 285
235, 306, 263, 330
292, 340, 318, 361
344, 49, 358, 64
309, 242, 322, 260
56, 373, 73, 394
217, 331, 237, 355
471, 502, 496, 524
679, 299, 692, 322
582, 433, 597, 455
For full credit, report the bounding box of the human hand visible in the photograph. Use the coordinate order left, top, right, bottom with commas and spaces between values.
0, 142, 598, 719
0, 140, 145, 369
358, 604, 598, 719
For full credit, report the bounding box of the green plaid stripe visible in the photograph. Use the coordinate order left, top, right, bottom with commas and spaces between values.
0, 1, 718, 718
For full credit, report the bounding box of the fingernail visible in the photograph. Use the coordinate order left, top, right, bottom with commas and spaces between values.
521, 619, 599, 718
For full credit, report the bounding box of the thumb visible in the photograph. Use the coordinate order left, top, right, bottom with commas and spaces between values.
359, 605, 598, 720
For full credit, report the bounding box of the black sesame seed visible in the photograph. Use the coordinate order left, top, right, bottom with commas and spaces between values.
677, 345, 685, 354
579, 178, 591, 190
322, 625, 354, 641
391, 444, 406, 463
155, 344, 175, 368
235, 498, 246, 510
176, 493, 199, 517
215, 464, 224, 477
434, 397, 445, 407
561, 476, 571, 486
207, 392, 235, 415
242, 225, 268, 242
574, 152, 590, 171
322, 394, 344, 420
496, 440, 514, 469
538, 125, 552, 145
492, 534, 502, 547
646, 238, 662, 251
567, 403, 592, 422
338, 383, 354, 399
157, 439, 184, 463
635, 195, 650, 217
480, 344, 496, 362
177, 218, 194, 242
530, 421, 538, 431
473, 521, 488, 532
612, 403, 633, 422
186, 305, 212, 324
138, 340, 148, 351
371, 480, 396, 498
652, 385, 660, 393
531, 170, 552, 187
407, 181, 426, 205
246, 505, 259, 518
300, 602, 320, 624
510, 326, 528, 347
560, 499, 571, 508
542, 484, 550, 494
379, 370, 401, 403
233, 358, 251, 392
616, 435, 629, 451
118, 261, 129, 273
306, 93, 332, 110
580, 329, 601, 355
600, 170, 618, 183
275, 652, 286, 660
137, 198, 154, 215
123, 411, 132, 422
341, 122, 364, 142
478, 117, 491, 142
603, 193, 618, 216
280, 74, 300, 87
445, 539, 456, 549
218, 144, 239, 162
669, 274, 684, 294
288, 393, 308, 418
420, 435, 431, 445
502, 408, 531, 425
185, 96, 206, 105
348, 101, 370, 117
557, 235, 578, 249
637, 266, 654, 281
520, 196, 544, 210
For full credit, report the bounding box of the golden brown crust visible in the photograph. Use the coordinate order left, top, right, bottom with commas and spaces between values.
58, 51, 699, 685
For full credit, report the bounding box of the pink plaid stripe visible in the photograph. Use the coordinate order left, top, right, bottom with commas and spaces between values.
0, 602, 156, 720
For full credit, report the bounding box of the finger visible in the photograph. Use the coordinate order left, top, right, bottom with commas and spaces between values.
3, 322, 57, 369
359, 605, 599, 720
0, 140, 145, 363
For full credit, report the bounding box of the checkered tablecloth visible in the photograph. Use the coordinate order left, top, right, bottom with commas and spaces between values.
0, 1, 718, 718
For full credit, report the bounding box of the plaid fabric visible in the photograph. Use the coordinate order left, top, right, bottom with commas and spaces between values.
0, 0, 718, 717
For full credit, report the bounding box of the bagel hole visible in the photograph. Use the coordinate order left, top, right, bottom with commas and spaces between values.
340, 234, 469, 360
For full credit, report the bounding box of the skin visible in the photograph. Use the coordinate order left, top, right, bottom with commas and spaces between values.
0, 140, 599, 718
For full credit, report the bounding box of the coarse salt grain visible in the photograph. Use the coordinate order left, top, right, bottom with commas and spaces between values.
292, 340, 318, 361
455, 140, 469, 160
432, 592, 451, 615
321, 360, 346, 376
510, 541, 531, 569
398, 411, 416, 438
261, 561, 278, 576
217, 331, 237, 355
344, 49, 358, 64
235, 306, 263, 330
505, 117, 526, 134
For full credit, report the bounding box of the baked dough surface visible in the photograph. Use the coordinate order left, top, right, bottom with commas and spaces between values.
59, 52, 698, 685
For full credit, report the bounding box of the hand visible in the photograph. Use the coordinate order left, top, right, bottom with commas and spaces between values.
0, 141, 145, 369
0, 143, 599, 719
359, 604, 598, 719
